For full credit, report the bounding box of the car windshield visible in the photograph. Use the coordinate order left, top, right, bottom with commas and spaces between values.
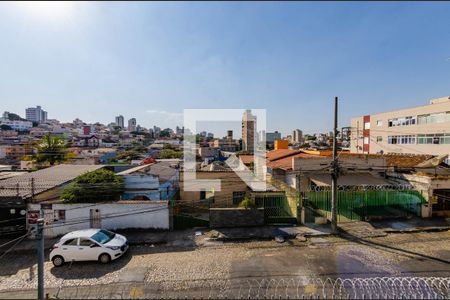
90, 230, 116, 244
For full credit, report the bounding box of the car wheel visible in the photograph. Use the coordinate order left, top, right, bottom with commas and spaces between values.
52, 256, 64, 267
99, 253, 111, 264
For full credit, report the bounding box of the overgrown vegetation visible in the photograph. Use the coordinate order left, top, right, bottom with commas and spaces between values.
160, 149, 183, 159
62, 169, 124, 203
238, 197, 256, 209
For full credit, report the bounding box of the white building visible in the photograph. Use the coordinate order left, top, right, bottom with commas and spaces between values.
0, 119, 33, 131
351, 96, 450, 156
25, 106, 47, 123
292, 129, 303, 144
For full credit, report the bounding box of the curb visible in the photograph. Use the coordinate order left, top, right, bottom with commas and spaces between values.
382, 226, 450, 234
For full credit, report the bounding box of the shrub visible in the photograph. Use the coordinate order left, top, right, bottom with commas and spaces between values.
238, 197, 256, 209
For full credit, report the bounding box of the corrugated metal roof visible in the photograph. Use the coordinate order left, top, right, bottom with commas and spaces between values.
118, 162, 178, 183
0, 164, 104, 199
308, 173, 391, 187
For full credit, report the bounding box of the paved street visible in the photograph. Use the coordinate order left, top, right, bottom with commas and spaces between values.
0, 231, 449, 298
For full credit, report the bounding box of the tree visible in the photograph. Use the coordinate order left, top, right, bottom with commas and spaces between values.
0, 124, 12, 131
116, 149, 142, 161
159, 149, 183, 159
5, 112, 26, 121
159, 130, 171, 138
34, 135, 68, 166
62, 169, 124, 203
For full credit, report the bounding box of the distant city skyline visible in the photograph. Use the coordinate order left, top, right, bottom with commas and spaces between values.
1, 2, 450, 137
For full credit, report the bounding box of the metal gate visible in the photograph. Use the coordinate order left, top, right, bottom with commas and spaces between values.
89, 208, 102, 228
303, 187, 426, 222
171, 200, 209, 229
254, 194, 297, 224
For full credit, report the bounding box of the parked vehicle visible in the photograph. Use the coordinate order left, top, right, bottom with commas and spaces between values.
50, 229, 128, 267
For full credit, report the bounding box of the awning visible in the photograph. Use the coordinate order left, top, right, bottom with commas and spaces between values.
308, 173, 391, 187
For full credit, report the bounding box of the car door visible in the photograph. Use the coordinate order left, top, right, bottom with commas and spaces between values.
78, 238, 103, 261
60, 238, 79, 262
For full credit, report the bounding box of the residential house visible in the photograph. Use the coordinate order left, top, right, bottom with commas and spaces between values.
117, 161, 179, 200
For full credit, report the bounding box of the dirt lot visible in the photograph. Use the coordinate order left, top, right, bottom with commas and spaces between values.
0, 231, 449, 295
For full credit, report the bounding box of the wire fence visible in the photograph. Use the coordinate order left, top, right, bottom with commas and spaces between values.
44, 276, 450, 299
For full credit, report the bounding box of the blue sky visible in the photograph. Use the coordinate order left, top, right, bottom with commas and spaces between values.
0, 2, 449, 137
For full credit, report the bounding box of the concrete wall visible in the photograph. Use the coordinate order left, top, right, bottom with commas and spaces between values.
209, 208, 264, 228
29, 202, 169, 238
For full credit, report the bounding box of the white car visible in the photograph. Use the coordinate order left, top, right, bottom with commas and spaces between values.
50, 229, 128, 267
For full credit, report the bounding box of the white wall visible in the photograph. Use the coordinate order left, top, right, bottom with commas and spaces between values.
29, 202, 169, 238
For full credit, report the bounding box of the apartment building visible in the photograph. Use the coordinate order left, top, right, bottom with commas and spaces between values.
0, 119, 33, 131
115, 115, 125, 128
25, 106, 47, 123
128, 118, 137, 132
242, 109, 256, 153
292, 129, 303, 144
351, 96, 450, 156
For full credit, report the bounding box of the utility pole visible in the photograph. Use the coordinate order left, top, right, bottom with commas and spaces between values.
36, 218, 45, 300
331, 97, 339, 234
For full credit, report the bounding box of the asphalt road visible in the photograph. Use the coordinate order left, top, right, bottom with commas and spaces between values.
0, 231, 449, 299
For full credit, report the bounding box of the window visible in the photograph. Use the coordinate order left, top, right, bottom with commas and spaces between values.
53, 210, 65, 222
417, 133, 450, 144
376, 136, 382, 142
79, 239, 95, 247
363, 137, 369, 144
233, 191, 246, 205
388, 116, 416, 127
200, 191, 206, 200
376, 120, 383, 127
364, 122, 370, 129
91, 229, 115, 244
63, 238, 78, 246
417, 112, 450, 125
387, 135, 416, 144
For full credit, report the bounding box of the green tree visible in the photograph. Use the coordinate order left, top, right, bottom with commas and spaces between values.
62, 169, 125, 203
159, 130, 171, 137
160, 149, 183, 159
0, 124, 12, 131
34, 135, 68, 166
5, 113, 26, 121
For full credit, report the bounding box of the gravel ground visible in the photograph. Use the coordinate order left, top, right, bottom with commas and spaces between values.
0, 231, 448, 292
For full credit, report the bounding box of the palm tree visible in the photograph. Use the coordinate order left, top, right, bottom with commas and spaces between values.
35, 135, 68, 166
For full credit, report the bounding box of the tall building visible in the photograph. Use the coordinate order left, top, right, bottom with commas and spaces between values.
292, 129, 303, 144
242, 109, 256, 153
266, 131, 282, 143
128, 118, 137, 132
227, 130, 233, 140
25, 106, 47, 123
115, 115, 124, 128
351, 96, 450, 156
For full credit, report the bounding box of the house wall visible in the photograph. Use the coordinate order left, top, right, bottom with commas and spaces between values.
180, 171, 250, 207
351, 97, 450, 155
28, 202, 169, 238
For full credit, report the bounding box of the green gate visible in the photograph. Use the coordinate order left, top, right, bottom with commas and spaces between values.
171, 200, 210, 229
254, 194, 297, 224
303, 189, 426, 222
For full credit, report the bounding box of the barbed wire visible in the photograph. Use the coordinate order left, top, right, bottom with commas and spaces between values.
43, 276, 450, 299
